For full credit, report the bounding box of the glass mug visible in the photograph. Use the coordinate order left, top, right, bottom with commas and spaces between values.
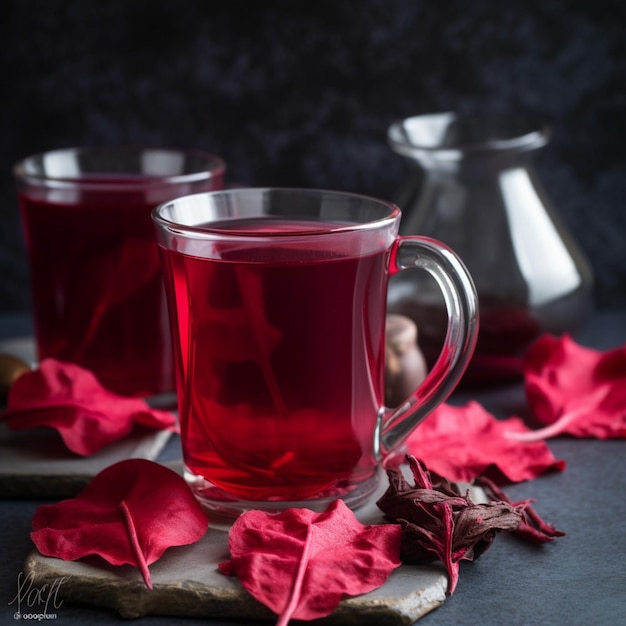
14, 146, 225, 397
152, 188, 478, 516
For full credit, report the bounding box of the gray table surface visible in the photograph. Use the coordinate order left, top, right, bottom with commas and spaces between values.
1, 308, 625, 626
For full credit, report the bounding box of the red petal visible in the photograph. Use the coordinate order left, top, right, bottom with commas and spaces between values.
219, 500, 401, 622
31, 459, 208, 587
1, 359, 177, 455
521, 334, 626, 439
403, 402, 565, 484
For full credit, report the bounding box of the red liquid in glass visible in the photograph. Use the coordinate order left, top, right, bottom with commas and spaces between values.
19, 177, 220, 396
158, 217, 391, 502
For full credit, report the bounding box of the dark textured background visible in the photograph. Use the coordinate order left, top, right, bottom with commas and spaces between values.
1, 0, 625, 311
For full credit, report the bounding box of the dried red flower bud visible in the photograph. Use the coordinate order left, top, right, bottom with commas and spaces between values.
378, 455, 563, 594
475, 475, 565, 544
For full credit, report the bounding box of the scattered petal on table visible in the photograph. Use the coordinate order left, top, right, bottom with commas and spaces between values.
219, 499, 401, 624
513, 334, 626, 441
1, 359, 178, 455
31, 459, 209, 589
402, 401, 565, 484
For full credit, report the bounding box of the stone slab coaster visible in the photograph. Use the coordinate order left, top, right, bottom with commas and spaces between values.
24, 474, 448, 624
0, 336, 174, 499
0, 424, 173, 499
25, 542, 447, 625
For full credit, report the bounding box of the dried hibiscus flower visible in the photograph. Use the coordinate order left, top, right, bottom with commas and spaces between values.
512, 334, 626, 441
475, 475, 565, 545
377, 455, 564, 594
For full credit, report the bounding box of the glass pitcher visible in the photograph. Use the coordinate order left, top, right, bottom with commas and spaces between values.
387, 112, 593, 384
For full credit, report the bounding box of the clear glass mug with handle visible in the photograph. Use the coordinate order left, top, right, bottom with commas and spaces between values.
152, 188, 478, 516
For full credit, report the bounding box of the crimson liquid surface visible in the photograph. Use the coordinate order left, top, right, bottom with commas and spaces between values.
19, 177, 220, 396
159, 217, 391, 502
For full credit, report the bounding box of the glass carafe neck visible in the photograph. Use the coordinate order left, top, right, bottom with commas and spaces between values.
388, 111, 550, 174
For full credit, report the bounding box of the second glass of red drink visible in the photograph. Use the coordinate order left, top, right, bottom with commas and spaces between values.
14, 146, 225, 397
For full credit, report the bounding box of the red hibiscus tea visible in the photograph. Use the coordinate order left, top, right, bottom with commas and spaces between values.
159, 219, 388, 505
14, 147, 225, 397
153, 189, 479, 515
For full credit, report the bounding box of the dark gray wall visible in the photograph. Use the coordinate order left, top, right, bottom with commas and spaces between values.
2, 0, 625, 311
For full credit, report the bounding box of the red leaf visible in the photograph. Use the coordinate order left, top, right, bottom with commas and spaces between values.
0, 359, 178, 455
512, 334, 626, 441
218, 500, 401, 624
30, 459, 209, 588
401, 401, 565, 484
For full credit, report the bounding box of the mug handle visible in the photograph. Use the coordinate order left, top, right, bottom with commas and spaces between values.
378, 236, 479, 458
